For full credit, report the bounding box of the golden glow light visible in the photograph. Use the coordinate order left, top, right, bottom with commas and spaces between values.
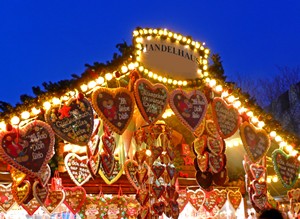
88, 81, 97, 89
43, 101, 51, 110
272, 175, 278, 183
275, 135, 282, 142
0, 122, 6, 130
21, 111, 30, 120
270, 131, 277, 138
52, 97, 61, 105
105, 73, 113, 81
215, 85, 223, 92
32, 107, 41, 115
80, 84, 88, 92
11, 116, 20, 125
121, 65, 128, 73
96, 76, 105, 85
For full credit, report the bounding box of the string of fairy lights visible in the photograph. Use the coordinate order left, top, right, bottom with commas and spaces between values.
0, 27, 299, 177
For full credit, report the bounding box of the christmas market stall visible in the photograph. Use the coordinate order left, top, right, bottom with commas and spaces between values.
0, 27, 299, 219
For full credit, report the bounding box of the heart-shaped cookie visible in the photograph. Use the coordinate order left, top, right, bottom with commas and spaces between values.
227, 190, 242, 210
193, 119, 205, 137
187, 189, 205, 210
12, 180, 31, 205
212, 167, 228, 186
166, 185, 178, 201
240, 122, 270, 163
152, 201, 165, 216
10, 167, 26, 187
87, 153, 100, 178
196, 152, 209, 172
207, 136, 224, 155
91, 87, 134, 134
288, 188, 300, 201
203, 190, 217, 212
134, 149, 147, 165
102, 134, 116, 155
41, 189, 65, 214
87, 118, 100, 157
195, 170, 213, 190
211, 97, 240, 139
209, 153, 225, 173
250, 164, 266, 180
32, 181, 48, 205
252, 180, 267, 196
100, 152, 115, 177
272, 149, 300, 188
152, 185, 165, 199
166, 146, 175, 161
38, 164, 51, 187
205, 119, 220, 138
214, 189, 227, 210
64, 186, 86, 215
134, 78, 169, 124
192, 135, 207, 155
169, 89, 207, 132
136, 168, 148, 185
45, 97, 94, 145
252, 193, 268, 210
166, 164, 177, 180
0, 120, 55, 178
65, 153, 92, 186
151, 164, 165, 179
136, 188, 149, 206
21, 197, 40, 216
0, 184, 16, 212
124, 159, 139, 190
169, 200, 180, 218
138, 206, 149, 219
176, 190, 188, 213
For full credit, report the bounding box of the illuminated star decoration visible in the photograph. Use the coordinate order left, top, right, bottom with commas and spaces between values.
58, 104, 72, 119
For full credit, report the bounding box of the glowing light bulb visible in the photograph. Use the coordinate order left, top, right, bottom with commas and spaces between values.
270, 131, 276, 138
133, 30, 139, 36
257, 121, 265, 128
153, 74, 158, 80
279, 141, 287, 147
162, 77, 167, 83
291, 150, 298, 156
209, 79, 216, 87
138, 66, 144, 72
183, 81, 188, 86
43, 101, 51, 110
121, 66, 128, 73
96, 77, 105, 85
178, 81, 183, 86
146, 149, 152, 156
173, 80, 178, 85
88, 81, 97, 89
148, 71, 153, 78
275, 135, 282, 142
227, 96, 235, 103
246, 111, 253, 117
32, 107, 41, 115
272, 176, 278, 183
21, 111, 30, 120
251, 117, 258, 124
267, 177, 271, 183
105, 73, 113, 81
11, 116, 20, 125
0, 122, 6, 130
80, 84, 88, 92
233, 101, 241, 108
128, 62, 135, 70
168, 79, 173, 84
285, 145, 293, 152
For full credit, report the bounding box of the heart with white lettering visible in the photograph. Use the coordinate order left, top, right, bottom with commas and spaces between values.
12, 180, 31, 204
196, 152, 209, 172
177, 190, 188, 212
10, 167, 26, 187
187, 189, 205, 210
240, 122, 270, 163
203, 190, 218, 212
45, 97, 94, 146
124, 159, 139, 190
152, 185, 165, 199
134, 78, 169, 124
64, 186, 86, 215
92, 87, 134, 134
227, 190, 242, 210
152, 164, 165, 179
195, 170, 213, 190
207, 136, 224, 155
214, 189, 227, 210
87, 153, 100, 178
169, 89, 207, 132
41, 189, 65, 214
211, 97, 240, 139
0, 184, 16, 212
250, 164, 266, 180
102, 135, 116, 155
252, 180, 267, 196
65, 153, 92, 186
32, 181, 48, 205
152, 201, 165, 216
0, 120, 55, 179
100, 152, 115, 177
21, 197, 40, 216
209, 153, 225, 173
206, 120, 220, 138
272, 149, 300, 188
192, 135, 207, 155
252, 193, 268, 210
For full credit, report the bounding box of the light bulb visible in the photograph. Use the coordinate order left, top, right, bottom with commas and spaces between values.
43, 101, 51, 110
11, 116, 20, 125
21, 111, 30, 120
80, 84, 88, 92
96, 77, 105, 85
105, 73, 113, 81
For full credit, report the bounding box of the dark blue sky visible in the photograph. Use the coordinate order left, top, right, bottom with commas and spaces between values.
1, 0, 300, 105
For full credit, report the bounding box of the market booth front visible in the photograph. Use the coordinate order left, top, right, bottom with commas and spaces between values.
0, 27, 299, 219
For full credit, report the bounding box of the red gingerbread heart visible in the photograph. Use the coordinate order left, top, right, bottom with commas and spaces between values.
209, 153, 225, 173
207, 136, 224, 155
196, 152, 209, 172
203, 190, 218, 212
187, 189, 205, 210
32, 181, 48, 205
136, 168, 148, 185
214, 189, 227, 210
252, 180, 267, 196
152, 201, 165, 216
152, 185, 165, 199
40, 190, 65, 214
21, 197, 40, 216
100, 152, 115, 177
136, 188, 149, 206
134, 78, 169, 124
12, 180, 31, 205
250, 164, 266, 180
64, 186, 86, 215
195, 170, 213, 190
0, 184, 16, 212
169, 89, 207, 132
151, 164, 165, 179
91, 87, 134, 134
193, 135, 207, 155
0, 120, 55, 179
227, 190, 242, 210
102, 134, 116, 155
124, 159, 139, 190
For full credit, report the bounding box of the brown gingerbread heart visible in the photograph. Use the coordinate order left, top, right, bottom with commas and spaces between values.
227, 190, 242, 210
187, 189, 205, 210
100, 152, 115, 177
195, 170, 213, 190
124, 159, 139, 190
152, 185, 165, 199
12, 180, 31, 205
0, 184, 16, 212
102, 134, 116, 155
151, 164, 165, 179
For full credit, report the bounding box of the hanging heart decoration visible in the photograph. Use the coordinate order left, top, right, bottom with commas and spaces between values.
211, 97, 240, 139
151, 164, 165, 179
240, 122, 270, 163
0, 120, 55, 178
212, 167, 228, 186
64, 153, 92, 186
124, 159, 139, 190
136, 188, 149, 206
21, 197, 40, 216
92, 87, 135, 134
166, 164, 177, 180
98, 156, 124, 185
134, 78, 169, 124
176, 190, 188, 213
192, 135, 207, 155
193, 119, 205, 137
45, 97, 94, 146
0, 184, 15, 212
250, 164, 266, 180
152, 201, 165, 216
100, 152, 115, 177
252, 193, 268, 210
166, 185, 178, 201
38, 164, 51, 187
195, 170, 213, 190
136, 168, 148, 185
288, 188, 300, 201
32, 181, 48, 205
64, 186, 86, 215
203, 190, 217, 212
207, 136, 224, 155
169, 89, 207, 132
124, 197, 140, 218
134, 149, 147, 165
87, 118, 100, 157
168, 200, 180, 218
196, 152, 209, 172
152, 185, 165, 199
187, 189, 205, 211
214, 189, 227, 210
272, 149, 300, 188
139, 206, 149, 219
166, 146, 175, 161
87, 153, 100, 178
227, 190, 242, 210
41, 189, 65, 214
205, 120, 220, 138
10, 167, 26, 187
209, 153, 225, 173
102, 135, 116, 155
252, 180, 267, 196
12, 180, 31, 205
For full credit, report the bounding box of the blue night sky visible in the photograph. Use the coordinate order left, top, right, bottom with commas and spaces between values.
1, 0, 300, 105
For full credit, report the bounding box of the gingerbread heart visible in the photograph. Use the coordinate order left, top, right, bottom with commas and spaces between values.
92, 87, 134, 134
10, 167, 26, 187
169, 89, 207, 132
12, 180, 31, 204
87, 119, 100, 157
136, 168, 148, 185
272, 149, 300, 188
151, 164, 165, 179
209, 153, 225, 173
169, 200, 180, 218
212, 167, 228, 186
45, 97, 94, 145
196, 152, 209, 172
124, 159, 139, 189
252, 180, 267, 196
38, 164, 51, 187
32, 181, 48, 204
252, 193, 268, 210
100, 152, 115, 177
203, 190, 218, 212
150, 145, 163, 161
193, 135, 207, 155
166, 146, 175, 161
134, 78, 169, 124
166, 185, 178, 201
102, 134, 116, 155
288, 188, 300, 201
205, 120, 220, 138
195, 170, 213, 190
64, 186, 86, 215
152, 201, 165, 216
41, 190, 65, 214
0, 184, 16, 212
187, 189, 205, 210
240, 122, 270, 163
207, 136, 224, 155
65, 153, 92, 186
214, 189, 227, 210
166, 164, 177, 180
176, 190, 188, 212
193, 119, 205, 137
0, 120, 55, 178
21, 197, 40, 216
250, 164, 266, 180
87, 153, 100, 178
227, 190, 242, 210
211, 97, 240, 139
152, 185, 165, 199
136, 188, 149, 206
134, 149, 147, 165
